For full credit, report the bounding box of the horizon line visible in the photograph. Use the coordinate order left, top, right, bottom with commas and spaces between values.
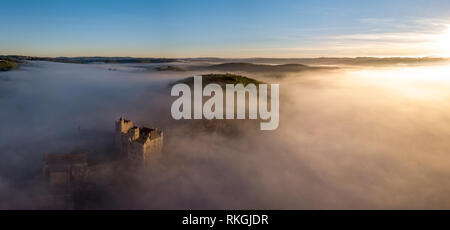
1, 54, 449, 60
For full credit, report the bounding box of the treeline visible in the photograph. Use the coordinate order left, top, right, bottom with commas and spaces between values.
0, 55, 178, 64
0, 56, 24, 71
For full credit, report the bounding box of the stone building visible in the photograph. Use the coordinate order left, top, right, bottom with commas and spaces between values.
115, 117, 164, 164
42, 153, 88, 186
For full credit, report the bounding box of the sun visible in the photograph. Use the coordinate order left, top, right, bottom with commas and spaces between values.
434, 25, 450, 57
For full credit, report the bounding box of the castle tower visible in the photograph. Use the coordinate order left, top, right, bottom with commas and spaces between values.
115, 116, 133, 134
129, 127, 140, 141
115, 117, 133, 155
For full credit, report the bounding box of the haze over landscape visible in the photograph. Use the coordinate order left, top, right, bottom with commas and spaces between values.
2, 0, 450, 209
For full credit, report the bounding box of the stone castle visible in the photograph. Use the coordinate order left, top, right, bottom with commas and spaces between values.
42, 153, 88, 187
115, 117, 164, 164
40, 117, 163, 208
43, 117, 163, 187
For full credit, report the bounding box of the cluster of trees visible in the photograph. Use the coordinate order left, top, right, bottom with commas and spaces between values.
174, 73, 262, 87
0, 57, 19, 71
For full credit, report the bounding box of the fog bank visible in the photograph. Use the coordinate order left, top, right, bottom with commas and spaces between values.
1, 61, 450, 209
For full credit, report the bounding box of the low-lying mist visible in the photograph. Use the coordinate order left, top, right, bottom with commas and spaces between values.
1, 61, 450, 209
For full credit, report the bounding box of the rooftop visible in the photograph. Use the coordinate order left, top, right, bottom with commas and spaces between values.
135, 127, 163, 144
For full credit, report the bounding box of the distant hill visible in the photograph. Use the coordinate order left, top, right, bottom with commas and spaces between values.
186, 57, 450, 66
173, 73, 263, 87
2, 55, 448, 67
0, 55, 178, 64
285, 57, 450, 66
202, 62, 332, 73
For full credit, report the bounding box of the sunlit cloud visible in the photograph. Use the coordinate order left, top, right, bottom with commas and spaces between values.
242, 18, 450, 58
432, 24, 450, 57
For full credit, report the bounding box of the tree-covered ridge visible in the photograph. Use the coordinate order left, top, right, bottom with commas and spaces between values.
173, 73, 263, 87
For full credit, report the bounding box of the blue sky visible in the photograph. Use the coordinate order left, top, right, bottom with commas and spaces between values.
1, 0, 450, 57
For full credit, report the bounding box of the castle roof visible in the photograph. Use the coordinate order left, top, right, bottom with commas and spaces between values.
135, 127, 163, 144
